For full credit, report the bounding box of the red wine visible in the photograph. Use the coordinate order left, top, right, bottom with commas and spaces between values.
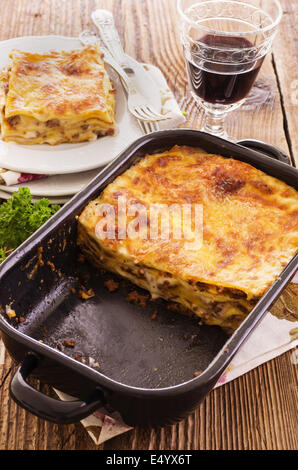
186, 35, 264, 105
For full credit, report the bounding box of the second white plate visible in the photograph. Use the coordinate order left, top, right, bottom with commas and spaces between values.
0, 168, 100, 196
0, 35, 142, 175
0, 189, 71, 205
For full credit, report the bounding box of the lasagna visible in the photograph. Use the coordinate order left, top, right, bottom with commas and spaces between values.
0, 46, 116, 145
77, 146, 298, 331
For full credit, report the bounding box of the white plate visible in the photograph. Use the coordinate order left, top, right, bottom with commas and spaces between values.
0, 168, 100, 196
0, 35, 142, 175
0, 189, 71, 205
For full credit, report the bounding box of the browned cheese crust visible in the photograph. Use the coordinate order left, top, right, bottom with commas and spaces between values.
78, 146, 298, 330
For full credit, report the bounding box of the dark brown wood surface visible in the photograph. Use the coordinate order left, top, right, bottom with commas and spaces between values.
0, 0, 297, 450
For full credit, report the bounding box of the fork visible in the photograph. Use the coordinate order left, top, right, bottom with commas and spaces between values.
127, 96, 166, 122
79, 30, 130, 85
122, 81, 160, 133
91, 10, 171, 122
137, 119, 160, 134
80, 31, 161, 134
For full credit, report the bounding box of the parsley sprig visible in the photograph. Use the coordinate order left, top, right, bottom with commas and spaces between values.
0, 187, 60, 262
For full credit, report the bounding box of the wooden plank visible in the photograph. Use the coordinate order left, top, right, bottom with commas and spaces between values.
0, 0, 297, 450
102, 351, 298, 450
271, 0, 298, 165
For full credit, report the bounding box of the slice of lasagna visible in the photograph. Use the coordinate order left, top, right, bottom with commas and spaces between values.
77, 146, 298, 331
0, 46, 116, 145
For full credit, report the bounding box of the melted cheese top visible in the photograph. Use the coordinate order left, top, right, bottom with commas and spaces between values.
4, 46, 115, 122
79, 146, 298, 299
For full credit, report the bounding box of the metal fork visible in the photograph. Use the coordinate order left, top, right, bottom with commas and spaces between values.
91, 10, 171, 122
137, 119, 160, 134
80, 31, 160, 134
127, 96, 166, 122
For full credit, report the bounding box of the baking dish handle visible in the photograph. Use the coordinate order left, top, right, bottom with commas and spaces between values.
237, 139, 291, 165
10, 353, 104, 424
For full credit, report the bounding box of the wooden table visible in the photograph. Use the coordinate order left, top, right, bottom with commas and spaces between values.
0, 0, 297, 450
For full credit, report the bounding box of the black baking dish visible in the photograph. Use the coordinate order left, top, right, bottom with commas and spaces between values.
0, 129, 297, 428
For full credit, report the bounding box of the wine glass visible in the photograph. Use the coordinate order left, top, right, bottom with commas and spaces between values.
177, 0, 283, 139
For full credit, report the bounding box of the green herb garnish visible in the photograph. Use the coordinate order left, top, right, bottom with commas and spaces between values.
0, 187, 60, 262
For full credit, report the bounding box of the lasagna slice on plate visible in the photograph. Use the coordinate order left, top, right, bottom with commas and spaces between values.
0, 45, 116, 145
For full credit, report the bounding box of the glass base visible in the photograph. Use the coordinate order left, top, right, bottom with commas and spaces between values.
192, 93, 245, 141
201, 115, 229, 140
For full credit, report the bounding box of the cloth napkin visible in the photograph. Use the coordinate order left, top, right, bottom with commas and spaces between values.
0, 169, 46, 186
0, 63, 185, 186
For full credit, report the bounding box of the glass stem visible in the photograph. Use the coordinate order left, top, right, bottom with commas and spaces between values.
203, 110, 227, 138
